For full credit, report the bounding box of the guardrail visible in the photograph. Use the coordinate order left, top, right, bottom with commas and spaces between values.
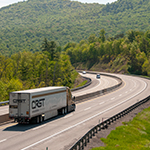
0, 71, 121, 106
71, 76, 92, 92
75, 71, 123, 102
0, 76, 91, 107
69, 95, 150, 150
0, 101, 9, 106
0, 71, 123, 125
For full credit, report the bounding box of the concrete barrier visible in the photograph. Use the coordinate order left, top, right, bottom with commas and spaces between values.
70, 95, 150, 150
0, 72, 122, 124
0, 114, 11, 124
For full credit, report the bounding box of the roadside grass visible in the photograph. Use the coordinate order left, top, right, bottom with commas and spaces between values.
75, 80, 87, 88
71, 70, 88, 89
71, 70, 79, 83
91, 107, 150, 150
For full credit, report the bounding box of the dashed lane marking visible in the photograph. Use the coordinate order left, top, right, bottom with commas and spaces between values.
0, 139, 7, 143
99, 102, 105, 105
84, 107, 91, 111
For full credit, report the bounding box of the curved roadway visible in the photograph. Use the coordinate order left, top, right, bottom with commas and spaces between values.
0, 74, 119, 116
73, 73, 119, 96
0, 73, 150, 150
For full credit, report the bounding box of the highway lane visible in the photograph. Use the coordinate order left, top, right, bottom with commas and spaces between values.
73, 73, 119, 97
0, 73, 150, 150
0, 74, 119, 116
0, 105, 9, 115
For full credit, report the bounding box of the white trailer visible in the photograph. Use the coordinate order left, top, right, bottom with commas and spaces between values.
9, 86, 75, 124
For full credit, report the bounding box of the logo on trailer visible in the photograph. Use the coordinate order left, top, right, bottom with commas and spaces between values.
32, 98, 45, 109
13, 99, 26, 103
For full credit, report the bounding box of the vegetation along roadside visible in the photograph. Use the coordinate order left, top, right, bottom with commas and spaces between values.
0, 39, 85, 102
82, 99, 150, 150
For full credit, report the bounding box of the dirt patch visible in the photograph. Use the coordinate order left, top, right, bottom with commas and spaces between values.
84, 99, 150, 150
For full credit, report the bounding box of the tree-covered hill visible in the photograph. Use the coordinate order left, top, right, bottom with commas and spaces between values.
65, 29, 150, 76
0, 0, 150, 55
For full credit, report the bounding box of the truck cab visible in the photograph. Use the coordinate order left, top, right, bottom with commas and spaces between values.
67, 87, 76, 112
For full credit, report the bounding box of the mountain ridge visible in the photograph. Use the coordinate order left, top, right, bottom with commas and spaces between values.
0, 0, 150, 55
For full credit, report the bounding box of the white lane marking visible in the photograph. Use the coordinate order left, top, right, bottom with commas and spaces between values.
21, 80, 147, 150
119, 94, 122, 96
111, 97, 115, 100
32, 124, 46, 131
64, 114, 73, 119
130, 89, 132, 91
99, 102, 105, 105
0, 139, 7, 143
84, 107, 91, 111
125, 91, 128, 93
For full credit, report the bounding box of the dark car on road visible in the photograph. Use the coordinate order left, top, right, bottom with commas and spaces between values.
96, 74, 100, 79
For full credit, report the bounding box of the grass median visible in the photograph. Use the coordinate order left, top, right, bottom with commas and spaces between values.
92, 107, 150, 150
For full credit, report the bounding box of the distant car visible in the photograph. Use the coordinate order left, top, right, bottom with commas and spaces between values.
82, 71, 86, 74
96, 74, 100, 79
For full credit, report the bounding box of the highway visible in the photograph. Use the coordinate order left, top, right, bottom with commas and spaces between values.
0, 73, 119, 116
73, 72, 119, 96
0, 73, 150, 150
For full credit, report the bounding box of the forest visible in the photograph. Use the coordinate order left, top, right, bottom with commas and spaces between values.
0, 39, 78, 102
0, 0, 150, 102
1, 29, 150, 102
65, 29, 150, 76
0, 0, 150, 56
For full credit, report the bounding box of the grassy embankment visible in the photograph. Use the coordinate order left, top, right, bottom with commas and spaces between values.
71, 70, 87, 89
92, 107, 150, 150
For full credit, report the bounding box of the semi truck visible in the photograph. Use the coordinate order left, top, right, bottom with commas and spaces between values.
9, 86, 76, 124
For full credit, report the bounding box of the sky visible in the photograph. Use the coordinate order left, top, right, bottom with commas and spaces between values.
0, 0, 117, 8
71, 0, 117, 4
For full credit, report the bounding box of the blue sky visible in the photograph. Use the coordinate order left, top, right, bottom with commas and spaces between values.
0, 0, 117, 8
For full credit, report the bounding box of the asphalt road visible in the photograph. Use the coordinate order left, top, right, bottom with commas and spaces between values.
0, 73, 150, 150
73, 73, 119, 96
0, 73, 118, 116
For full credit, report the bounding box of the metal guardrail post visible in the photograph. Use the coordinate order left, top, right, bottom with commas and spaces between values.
70, 94, 150, 150
87, 133, 90, 143
81, 138, 84, 150
78, 141, 81, 150
84, 135, 87, 147
69, 73, 150, 150
98, 124, 101, 131
90, 130, 92, 138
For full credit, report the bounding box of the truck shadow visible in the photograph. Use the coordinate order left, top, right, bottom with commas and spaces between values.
3, 112, 73, 132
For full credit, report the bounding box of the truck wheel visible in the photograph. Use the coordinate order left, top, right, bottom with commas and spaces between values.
62, 108, 65, 115
40, 115, 43, 123
64, 107, 68, 114
36, 116, 40, 124
72, 104, 76, 111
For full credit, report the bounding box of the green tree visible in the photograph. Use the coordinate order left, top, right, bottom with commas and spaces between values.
127, 30, 135, 43
99, 29, 106, 43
